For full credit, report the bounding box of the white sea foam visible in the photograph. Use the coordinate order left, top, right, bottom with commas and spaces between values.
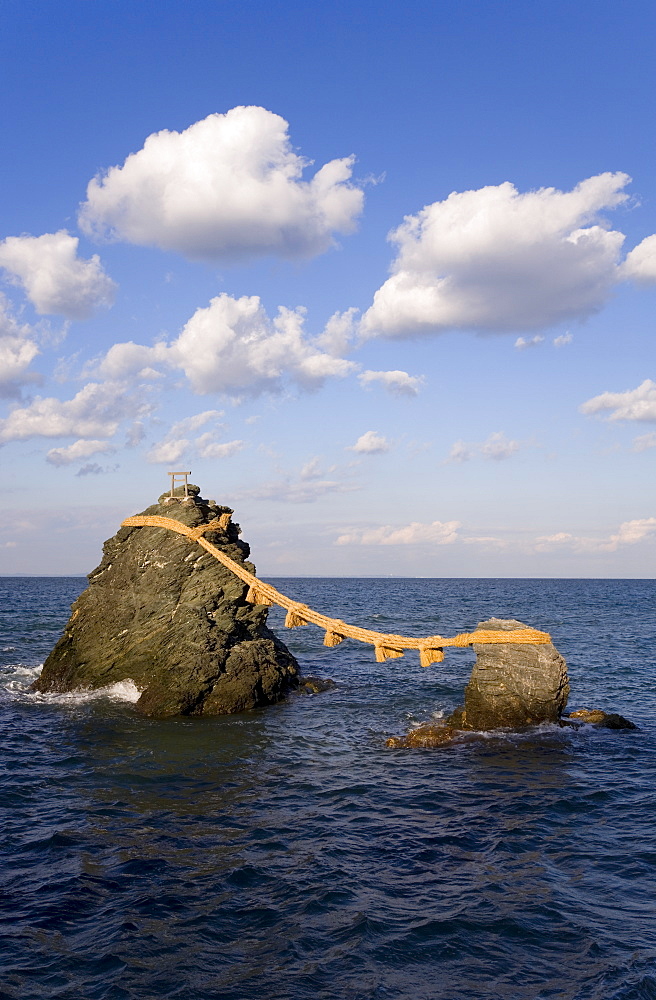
1, 664, 142, 705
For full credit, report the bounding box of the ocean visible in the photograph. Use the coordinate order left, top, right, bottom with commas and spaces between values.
1, 576, 655, 1000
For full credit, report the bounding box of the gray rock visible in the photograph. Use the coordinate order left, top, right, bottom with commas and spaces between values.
33, 487, 298, 716
448, 617, 569, 730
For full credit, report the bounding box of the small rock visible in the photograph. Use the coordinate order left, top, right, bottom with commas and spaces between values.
386, 724, 456, 748
297, 676, 336, 694
567, 708, 637, 730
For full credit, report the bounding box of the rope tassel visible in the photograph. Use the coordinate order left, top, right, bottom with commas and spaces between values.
245, 585, 274, 606
374, 644, 404, 662
419, 645, 445, 667
323, 630, 344, 647
285, 604, 310, 628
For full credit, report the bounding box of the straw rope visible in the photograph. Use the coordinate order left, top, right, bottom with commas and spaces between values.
121, 514, 552, 665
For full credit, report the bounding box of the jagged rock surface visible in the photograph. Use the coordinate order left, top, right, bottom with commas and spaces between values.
448, 618, 570, 730
33, 486, 298, 716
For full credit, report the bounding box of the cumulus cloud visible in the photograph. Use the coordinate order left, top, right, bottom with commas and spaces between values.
100, 293, 356, 398
535, 518, 656, 553
580, 379, 656, 422
621, 234, 656, 283
0, 295, 39, 397
358, 369, 425, 396
300, 457, 324, 480
145, 410, 243, 464
446, 431, 519, 463
348, 430, 390, 454
515, 335, 544, 350
0, 231, 116, 319
79, 106, 364, 262
480, 431, 520, 460
46, 439, 115, 467
553, 332, 573, 347
0, 380, 150, 444
196, 434, 244, 460
336, 519, 461, 546
360, 172, 656, 338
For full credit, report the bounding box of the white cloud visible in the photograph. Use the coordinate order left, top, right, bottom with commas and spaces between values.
300, 457, 323, 481
445, 440, 472, 463
553, 332, 573, 347
46, 439, 115, 467
0, 380, 149, 444
240, 477, 356, 504
0, 295, 40, 397
535, 518, 656, 553
515, 335, 544, 350
100, 293, 356, 398
360, 172, 647, 338
580, 379, 656, 422
633, 432, 656, 452
348, 430, 390, 454
480, 431, 520, 460
145, 410, 243, 464
79, 106, 364, 262
358, 369, 425, 396
0, 231, 115, 319
196, 434, 244, 460
536, 521, 655, 552
146, 438, 189, 465
316, 308, 359, 356
336, 519, 460, 546
621, 234, 656, 283
446, 431, 519, 463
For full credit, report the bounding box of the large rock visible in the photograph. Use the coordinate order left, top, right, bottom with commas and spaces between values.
33, 486, 298, 716
448, 617, 569, 730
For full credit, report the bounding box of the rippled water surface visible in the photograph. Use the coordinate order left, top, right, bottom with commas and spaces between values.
1, 577, 655, 1000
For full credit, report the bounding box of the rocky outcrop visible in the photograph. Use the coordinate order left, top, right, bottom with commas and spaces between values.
33, 486, 298, 716
447, 618, 570, 730
565, 709, 637, 730
386, 724, 456, 748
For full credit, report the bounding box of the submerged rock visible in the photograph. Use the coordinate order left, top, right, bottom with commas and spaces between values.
33, 486, 298, 716
297, 676, 336, 695
565, 708, 637, 730
386, 724, 456, 748
447, 618, 570, 730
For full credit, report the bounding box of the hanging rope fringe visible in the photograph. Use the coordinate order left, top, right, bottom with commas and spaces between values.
419, 645, 444, 667
323, 630, 344, 647
121, 514, 553, 667
375, 644, 405, 662
284, 603, 310, 628
246, 585, 274, 606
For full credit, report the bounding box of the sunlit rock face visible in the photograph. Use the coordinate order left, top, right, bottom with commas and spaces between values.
448, 618, 570, 730
33, 486, 298, 716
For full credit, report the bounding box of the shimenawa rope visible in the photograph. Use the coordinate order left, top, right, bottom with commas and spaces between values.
121, 513, 551, 665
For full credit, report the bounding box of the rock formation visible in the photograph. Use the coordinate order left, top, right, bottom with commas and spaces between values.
564, 709, 637, 730
447, 618, 570, 730
33, 486, 298, 716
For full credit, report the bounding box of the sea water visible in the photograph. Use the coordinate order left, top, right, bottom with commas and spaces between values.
0, 576, 655, 1000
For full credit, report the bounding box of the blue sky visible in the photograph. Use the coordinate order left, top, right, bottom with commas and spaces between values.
0, 0, 654, 576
